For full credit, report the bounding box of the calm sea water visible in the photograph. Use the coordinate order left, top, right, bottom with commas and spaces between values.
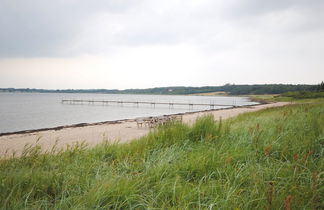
0, 92, 257, 133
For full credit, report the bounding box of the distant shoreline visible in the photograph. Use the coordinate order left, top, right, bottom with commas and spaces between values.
0, 84, 316, 95
0, 102, 265, 137
0, 102, 289, 159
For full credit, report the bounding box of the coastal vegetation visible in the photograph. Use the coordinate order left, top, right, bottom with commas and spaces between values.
0, 83, 317, 95
280, 91, 324, 99
250, 89, 324, 103
276, 82, 324, 100
0, 99, 323, 209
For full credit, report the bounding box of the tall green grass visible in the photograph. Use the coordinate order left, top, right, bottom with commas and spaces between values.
0, 102, 323, 209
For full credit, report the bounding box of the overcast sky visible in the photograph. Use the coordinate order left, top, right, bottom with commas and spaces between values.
0, 0, 323, 89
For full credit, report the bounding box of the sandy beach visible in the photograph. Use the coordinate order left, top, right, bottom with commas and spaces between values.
0, 102, 289, 158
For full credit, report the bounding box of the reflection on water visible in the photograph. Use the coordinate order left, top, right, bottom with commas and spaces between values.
0, 92, 257, 133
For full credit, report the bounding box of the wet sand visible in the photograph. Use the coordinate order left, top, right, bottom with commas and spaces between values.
0, 102, 289, 158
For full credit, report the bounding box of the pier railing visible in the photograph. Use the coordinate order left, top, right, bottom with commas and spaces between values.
61, 99, 237, 109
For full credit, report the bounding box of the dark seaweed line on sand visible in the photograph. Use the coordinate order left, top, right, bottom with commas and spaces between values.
0, 102, 263, 137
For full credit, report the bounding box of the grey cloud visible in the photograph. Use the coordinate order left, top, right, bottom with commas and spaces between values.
1, 0, 324, 57
225, 0, 324, 33
227, 0, 297, 17
0, 0, 139, 57
226, 0, 323, 17
72, 0, 324, 53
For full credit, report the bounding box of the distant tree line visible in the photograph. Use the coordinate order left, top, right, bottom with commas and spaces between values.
316, 81, 324, 91
0, 83, 319, 95
0, 88, 119, 94
279, 81, 324, 99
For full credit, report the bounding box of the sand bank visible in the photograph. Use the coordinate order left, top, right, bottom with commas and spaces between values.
0, 102, 289, 158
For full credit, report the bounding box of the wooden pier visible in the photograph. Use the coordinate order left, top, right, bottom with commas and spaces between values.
61, 99, 236, 109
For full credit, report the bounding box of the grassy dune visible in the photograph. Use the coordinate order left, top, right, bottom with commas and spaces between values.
1, 102, 323, 209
